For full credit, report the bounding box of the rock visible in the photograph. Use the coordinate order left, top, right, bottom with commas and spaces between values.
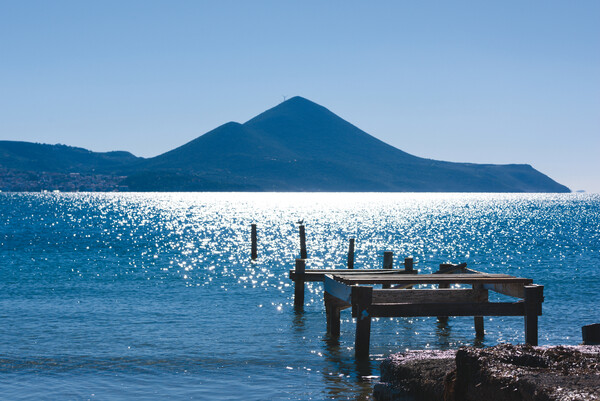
375, 345, 600, 401
582, 324, 600, 345
373, 349, 455, 401
452, 344, 600, 401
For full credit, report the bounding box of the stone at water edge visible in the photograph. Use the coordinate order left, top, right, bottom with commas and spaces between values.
373, 349, 455, 401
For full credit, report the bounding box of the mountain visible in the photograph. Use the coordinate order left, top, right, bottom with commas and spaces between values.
126, 96, 569, 192
0, 97, 570, 192
0, 141, 141, 192
0, 141, 140, 173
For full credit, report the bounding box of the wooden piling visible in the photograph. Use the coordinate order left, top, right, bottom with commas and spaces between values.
437, 274, 450, 322
474, 316, 484, 337
353, 285, 373, 359
347, 238, 355, 269
251, 224, 257, 260
524, 284, 544, 346
404, 257, 414, 272
383, 251, 393, 269
299, 225, 307, 259
473, 284, 485, 337
325, 293, 342, 337
382, 252, 393, 289
294, 259, 306, 310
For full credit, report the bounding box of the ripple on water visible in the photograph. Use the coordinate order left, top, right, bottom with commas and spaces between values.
0, 192, 599, 400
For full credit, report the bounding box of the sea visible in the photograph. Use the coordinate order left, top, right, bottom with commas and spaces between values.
0, 192, 598, 400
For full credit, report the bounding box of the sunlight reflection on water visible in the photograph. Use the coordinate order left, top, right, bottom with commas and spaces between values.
0, 192, 599, 400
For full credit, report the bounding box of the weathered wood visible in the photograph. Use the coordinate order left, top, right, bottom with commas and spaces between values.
382, 252, 393, 288
299, 225, 307, 259
353, 286, 373, 359
368, 302, 525, 318
372, 288, 487, 304
328, 303, 341, 337
324, 275, 352, 305
436, 262, 467, 274
347, 238, 355, 269
473, 284, 486, 337
383, 251, 393, 269
483, 282, 526, 298
524, 285, 544, 345
251, 224, 258, 260
335, 274, 533, 286
437, 282, 450, 321
289, 269, 415, 282
404, 257, 414, 272
293, 259, 306, 310
474, 316, 485, 337
582, 323, 600, 345
324, 292, 343, 337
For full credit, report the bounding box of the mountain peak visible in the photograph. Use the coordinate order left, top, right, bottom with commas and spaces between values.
244, 96, 333, 127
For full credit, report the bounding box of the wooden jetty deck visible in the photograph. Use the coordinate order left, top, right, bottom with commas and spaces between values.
289, 260, 544, 359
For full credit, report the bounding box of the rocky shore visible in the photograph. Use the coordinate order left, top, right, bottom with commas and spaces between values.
374, 344, 600, 401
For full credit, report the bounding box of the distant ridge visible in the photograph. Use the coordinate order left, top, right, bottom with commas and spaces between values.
0, 97, 570, 192
127, 96, 570, 192
0, 141, 139, 173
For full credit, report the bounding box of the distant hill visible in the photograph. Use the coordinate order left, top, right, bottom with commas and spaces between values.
0, 97, 570, 192
0, 141, 140, 191
0, 141, 140, 173
128, 96, 570, 192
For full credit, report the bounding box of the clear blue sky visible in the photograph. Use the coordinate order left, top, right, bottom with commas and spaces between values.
1, 1, 598, 192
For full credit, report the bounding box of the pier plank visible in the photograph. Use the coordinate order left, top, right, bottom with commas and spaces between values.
335, 273, 533, 286
372, 288, 488, 304
289, 269, 416, 282
483, 282, 527, 298
324, 274, 352, 305
368, 302, 526, 318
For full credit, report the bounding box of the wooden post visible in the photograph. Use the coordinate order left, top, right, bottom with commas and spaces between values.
294, 259, 306, 310
382, 252, 393, 289
383, 251, 393, 269
524, 284, 543, 346
437, 266, 450, 322
299, 225, 307, 259
325, 294, 342, 338
474, 316, 484, 337
474, 283, 485, 337
404, 257, 414, 272
251, 224, 258, 260
353, 285, 373, 359
347, 238, 355, 269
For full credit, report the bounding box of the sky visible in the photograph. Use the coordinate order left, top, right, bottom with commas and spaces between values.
1, 1, 598, 192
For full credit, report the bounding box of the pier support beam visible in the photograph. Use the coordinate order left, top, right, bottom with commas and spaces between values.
325, 293, 342, 337
251, 224, 257, 260
294, 259, 306, 310
437, 282, 450, 323
474, 316, 484, 337
353, 286, 373, 359
404, 257, 414, 272
473, 284, 485, 337
383, 251, 393, 269
524, 284, 544, 346
299, 225, 307, 259
347, 238, 355, 269
382, 252, 393, 288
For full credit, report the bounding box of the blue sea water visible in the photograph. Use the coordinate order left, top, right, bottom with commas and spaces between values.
0, 192, 599, 400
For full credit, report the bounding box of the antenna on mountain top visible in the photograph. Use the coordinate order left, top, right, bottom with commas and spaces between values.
282, 95, 287, 102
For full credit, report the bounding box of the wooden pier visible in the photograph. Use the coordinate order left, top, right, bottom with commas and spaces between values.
289, 261, 544, 359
